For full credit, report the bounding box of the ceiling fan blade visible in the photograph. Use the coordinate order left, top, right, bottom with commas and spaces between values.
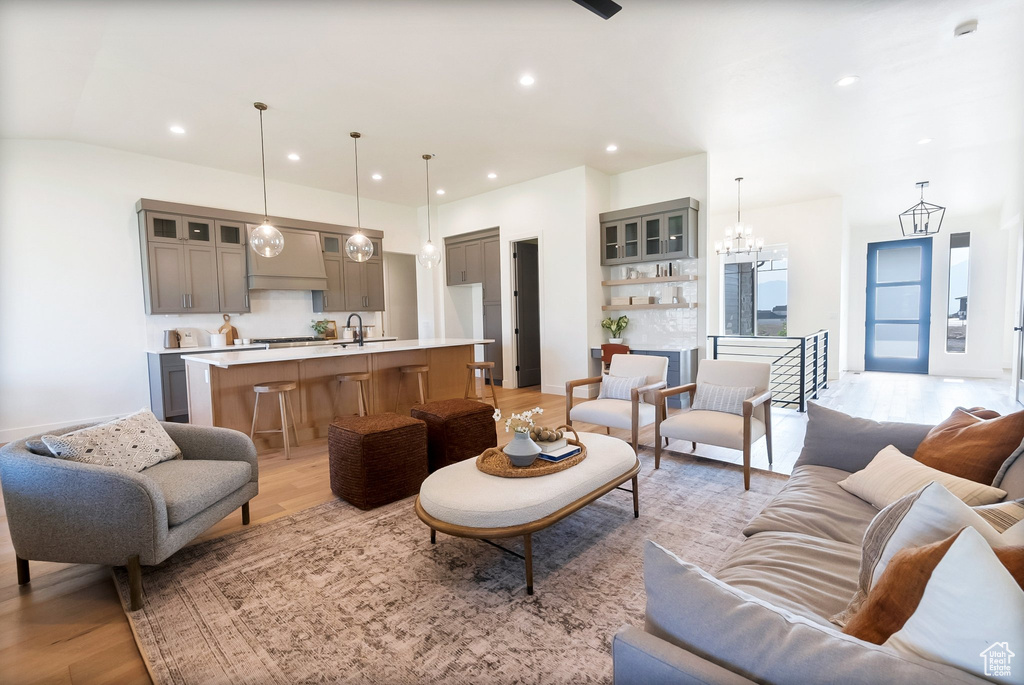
571, 0, 622, 20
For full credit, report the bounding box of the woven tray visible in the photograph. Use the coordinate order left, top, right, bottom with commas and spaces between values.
477, 425, 586, 478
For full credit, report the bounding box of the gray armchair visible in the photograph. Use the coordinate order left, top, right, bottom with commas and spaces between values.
0, 422, 258, 610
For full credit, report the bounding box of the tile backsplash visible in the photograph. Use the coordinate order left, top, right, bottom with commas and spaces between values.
602, 260, 699, 350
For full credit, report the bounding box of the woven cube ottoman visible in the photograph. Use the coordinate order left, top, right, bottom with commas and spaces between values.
410, 399, 497, 472
328, 413, 427, 510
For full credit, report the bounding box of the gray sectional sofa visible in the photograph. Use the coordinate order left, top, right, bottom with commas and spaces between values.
613, 402, 1024, 684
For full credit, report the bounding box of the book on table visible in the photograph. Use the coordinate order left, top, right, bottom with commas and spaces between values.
537, 445, 582, 463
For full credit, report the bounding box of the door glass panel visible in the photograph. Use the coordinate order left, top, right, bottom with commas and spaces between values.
877, 246, 922, 283
645, 217, 662, 255
875, 285, 921, 320
219, 224, 242, 245
152, 217, 177, 240
946, 232, 970, 353
186, 220, 211, 242
324, 236, 340, 253
875, 323, 919, 358
666, 214, 684, 253
624, 220, 639, 258
604, 225, 618, 261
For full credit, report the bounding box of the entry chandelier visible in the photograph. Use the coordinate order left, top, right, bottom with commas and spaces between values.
716, 177, 763, 256
249, 102, 285, 258
416, 154, 442, 269
344, 132, 375, 262
899, 181, 945, 236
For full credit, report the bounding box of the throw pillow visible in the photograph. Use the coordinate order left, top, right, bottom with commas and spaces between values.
691, 383, 754, 416
882, 528, 1024, 681
598, 374, 647, 402
24, 439, 53, 456
42, 409, 181, 472
974, 498, 1024, 533
913, 406, 1024, 486
837, 444, 1005, 508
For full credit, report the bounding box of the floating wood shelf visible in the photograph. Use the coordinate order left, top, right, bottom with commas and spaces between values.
601, 275, 697, 286
601, 302, 698, 311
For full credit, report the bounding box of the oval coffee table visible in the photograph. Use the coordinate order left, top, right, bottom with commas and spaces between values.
415, 432, 640, 595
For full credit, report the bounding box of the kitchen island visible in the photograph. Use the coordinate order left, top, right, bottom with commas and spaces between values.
183, 338, 490, 447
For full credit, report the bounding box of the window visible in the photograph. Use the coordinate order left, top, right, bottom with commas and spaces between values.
945, 232, 970, 353
722, 246, 788, 336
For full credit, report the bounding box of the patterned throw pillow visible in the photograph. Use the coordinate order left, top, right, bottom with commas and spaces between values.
691, 383, 754, 416
973, 498, 1024, 533
42, 409, 181, 472
598, 374, 647, 401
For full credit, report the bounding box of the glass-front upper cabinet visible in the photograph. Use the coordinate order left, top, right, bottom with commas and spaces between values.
183, 216, 214, 244
663, 209, 694, 258
622, 218, 640, 261
146, 212, 183, 244
215, 220, 246, 248
323, 234, 342, 254
642, 214, 664, 258
601, 219, 642, 265
602, 222, 620, 263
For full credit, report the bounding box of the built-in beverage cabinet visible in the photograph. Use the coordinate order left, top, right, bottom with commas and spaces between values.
599, 198, 699, 265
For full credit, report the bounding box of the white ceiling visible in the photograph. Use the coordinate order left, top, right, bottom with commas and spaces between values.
2, 0, 1022, 227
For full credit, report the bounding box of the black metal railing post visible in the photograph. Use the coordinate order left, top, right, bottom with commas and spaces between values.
799, 337, 807, 412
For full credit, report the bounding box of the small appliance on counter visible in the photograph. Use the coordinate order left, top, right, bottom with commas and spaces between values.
163, 330, 180, 349
178, 330, 199, 348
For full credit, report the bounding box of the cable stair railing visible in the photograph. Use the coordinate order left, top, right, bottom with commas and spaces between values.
707, 330, 829, 411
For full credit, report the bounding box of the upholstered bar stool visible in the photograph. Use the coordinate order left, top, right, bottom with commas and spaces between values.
335, 372, 371, 417
395, 365, 429, 411
249, 381, 300, 459
464, 361, 499, 410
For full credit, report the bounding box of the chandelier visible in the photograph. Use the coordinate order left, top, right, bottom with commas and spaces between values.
716, 177, 763, 256
899, 181, 945, 236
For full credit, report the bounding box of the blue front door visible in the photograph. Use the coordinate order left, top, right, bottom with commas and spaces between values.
865, 237, 932, 373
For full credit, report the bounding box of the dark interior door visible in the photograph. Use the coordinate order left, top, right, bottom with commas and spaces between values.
514, 241, 541, 387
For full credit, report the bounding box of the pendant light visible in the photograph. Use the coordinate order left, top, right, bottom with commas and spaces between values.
417, 154, 442, 269
249, 103, 285, 258
899, 181, 945, 236
344, 132, 374, 262
715, 177, 763, 256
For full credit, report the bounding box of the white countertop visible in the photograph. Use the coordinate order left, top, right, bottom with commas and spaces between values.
182, 338, 491, 368
148, 343, 268, 355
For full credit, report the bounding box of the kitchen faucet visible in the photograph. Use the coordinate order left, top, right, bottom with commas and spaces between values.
345, 313, 364, 347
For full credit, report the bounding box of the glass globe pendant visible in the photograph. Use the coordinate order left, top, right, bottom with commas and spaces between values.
418, 154, 442, 269
251, 102, 284, 258
417, 239, 441, 268
344, 132, 375, 263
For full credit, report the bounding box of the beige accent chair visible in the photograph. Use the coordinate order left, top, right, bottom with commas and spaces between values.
655, 359, 772, 490
566, 354, 668, 453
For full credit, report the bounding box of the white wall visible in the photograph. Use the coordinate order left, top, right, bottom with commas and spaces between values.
0, 140, 419, 439
709, 196, 846, 379
846, 210, 1014, 378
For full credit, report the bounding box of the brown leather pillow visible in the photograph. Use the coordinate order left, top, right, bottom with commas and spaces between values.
913, 407, 1024, 484
844, 529, 1024, 644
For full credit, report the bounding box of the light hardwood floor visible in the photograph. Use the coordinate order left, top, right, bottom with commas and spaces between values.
1, 372, 1019, 684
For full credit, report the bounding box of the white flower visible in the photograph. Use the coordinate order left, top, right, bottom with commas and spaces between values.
493, 408, 502, 421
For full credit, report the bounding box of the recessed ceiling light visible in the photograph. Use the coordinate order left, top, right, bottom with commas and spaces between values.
606, 144, 618, 152
834, 75, 860, 87
169, 125, 186, 135
436, 189, 446, 195
487, 172, 497, 179
917, 138, 934, 145
519, 74, 535, 86
287, 153, 300, 161
371, 173, 382, 181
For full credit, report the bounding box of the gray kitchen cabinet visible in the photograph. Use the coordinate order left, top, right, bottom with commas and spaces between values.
464, 240, 483, 284
446, 242, 467, 285
183, 244, 220, 313
217, 247, 250, 313
183, 216, 215, 245
446, 235, 487, 285
482, 237, 500, 303
215, 219, 246, 248
146, 212, 183, 244
599, 198, 699, 265
312, 254, 345, 312
342, 258, 386, 311
147, 242, 188, 313
364, 260, 385, 310
148, 353, 189, 421
483, 302, 503, 384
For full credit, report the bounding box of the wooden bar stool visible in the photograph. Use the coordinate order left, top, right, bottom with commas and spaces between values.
249, 380, 300, 459
335, 372, 371, 417
396, 365, 429, 411
464, 361, 499, 410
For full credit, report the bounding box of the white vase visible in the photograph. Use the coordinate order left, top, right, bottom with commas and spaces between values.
504, 431, 541, 467
608, 338, 623, 344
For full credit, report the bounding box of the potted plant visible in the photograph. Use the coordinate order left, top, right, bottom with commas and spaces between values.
602, 315, 629, 344
503, 406, 544, 467
310, 319, 331, 338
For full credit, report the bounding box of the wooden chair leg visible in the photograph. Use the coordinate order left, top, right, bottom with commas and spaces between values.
764, 402, 774, 466
524, 533, 534, 595
278, 392, 290, 460
16, 556, 29, 585
487, 368, 498, 409
395, 373, 405, 412
127, 555, 143, 611
242, 502, 250, 525
333, 381, 343, 419
286, 391, 300, 447
743, 417, 752, 491
249, 392, 261, 440
692, 441, 697, 451
632, 474, 639, 518
357, 381, 368, 417
606, 426, 611, 435
654, 416, 662, 469
464, 368, 474, 400
416, 372, 427, 405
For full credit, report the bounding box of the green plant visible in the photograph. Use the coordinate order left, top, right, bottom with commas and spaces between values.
601, 315, 629, 338
311, 319, 330, 336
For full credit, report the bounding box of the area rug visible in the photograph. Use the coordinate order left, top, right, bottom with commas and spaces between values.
114, 453, 787, 684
